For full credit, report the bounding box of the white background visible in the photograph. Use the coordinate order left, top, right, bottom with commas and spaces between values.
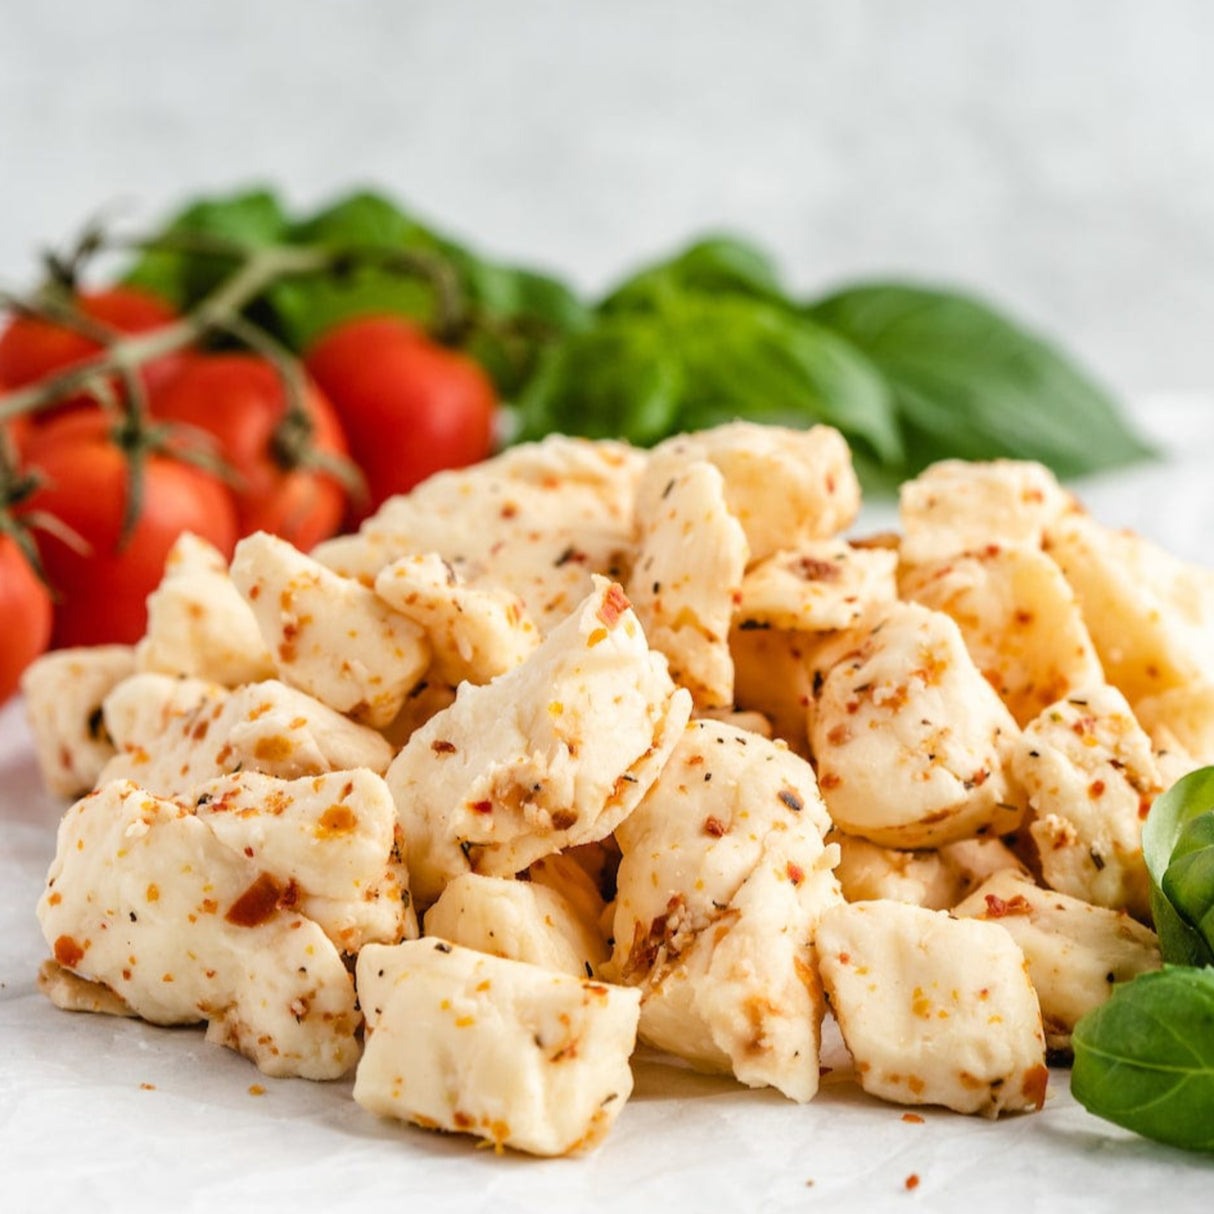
1, 0, 1212, 402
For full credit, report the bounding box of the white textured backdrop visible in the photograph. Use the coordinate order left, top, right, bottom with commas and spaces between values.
1, 0, 1211, 401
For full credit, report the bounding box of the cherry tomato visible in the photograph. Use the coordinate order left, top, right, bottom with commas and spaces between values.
0, 530, 53, 703
0, 286, 184, 444
149, 354, 349, 551
21, 411, 239, 648
304, 316, 497, 525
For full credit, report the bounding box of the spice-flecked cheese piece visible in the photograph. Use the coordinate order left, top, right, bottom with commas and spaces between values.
1013, 686, 1163, 919
953, 870, 1161, 1053
809, 602, 1024, 847
374, 551, 539, 685
1044, 512, 1214, 703
627, 459, 747, 709
423, 872, 608, 977
386, 577, 692, 907
135, 532, 275, 687
737, 541, 897, 632
37, 780, 360, 1079
816, 900, 1047, 1116
21, 645, 135, 797
230, 531, 430, 728
639, 422, 860, 563
900, 544, 1104, 727
187, 768, 415, 952
899, 458, 1071, 565
100, 674, 393, 797
832, 833, 1028, 910
611, 720, 839, 1101
354, 939, 640, 1156
314, 445, 636, 634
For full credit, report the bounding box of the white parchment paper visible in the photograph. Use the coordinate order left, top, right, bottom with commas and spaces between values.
4, 398, 1214, 1212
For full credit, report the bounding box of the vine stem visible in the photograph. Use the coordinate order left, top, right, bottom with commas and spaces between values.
0, 244, 330, 423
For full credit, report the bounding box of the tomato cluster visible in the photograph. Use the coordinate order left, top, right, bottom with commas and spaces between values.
0, 293, 497, 701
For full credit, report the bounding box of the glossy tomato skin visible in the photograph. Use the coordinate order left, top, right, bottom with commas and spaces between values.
0, 531, 53, 703
21, 412, 239, 648
305, 317, 496, 525
0, 287, 184, 446
150, 354, 349, 551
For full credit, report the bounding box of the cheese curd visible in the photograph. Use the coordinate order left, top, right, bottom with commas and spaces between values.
100, 674, 393, 796
354, 939, 640, 1156
386, 577, 692, 906
627, 459, 747, 708
816, 900, 1048, 1116
953, 870, 1161, 1053
1013, 686, 1164, 919
135, 532, 275, 687
21, 644, 135, 797
611, 720, 839, 1101
231, 531, 430, 727
38, 780, 360, 1079
809, 602, 1024, 847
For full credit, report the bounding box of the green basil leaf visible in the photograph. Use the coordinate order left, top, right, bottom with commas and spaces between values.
514, 315, 683, 445
602, 235, 787, 314
1145, 767, 1214, 966
289, 190, 441, 252
807, 283, 1154, 478
124, 187, 289, 308
1071, 965, 1214, 1153
668, 297, 902, 465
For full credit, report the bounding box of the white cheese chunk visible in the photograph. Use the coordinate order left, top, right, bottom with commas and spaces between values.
899, 459, 1070, 565
37, 780, 360, 1079
816, 900, 1048, 1116
354, 939, 640, 1156
953, 870, 1161, 1053
627, 459, 748, 708
809, 602, 1024, 847
231, 531, 430, 728
188, 768, 415, 952
386, 577, 692, 907
101, 674, 393, 797
21, 645, 135, 797
424, 872, 607, 977
374, 551, 539, 685
1013, 685, 1163, 919
135, 532, 274, 687
612, 720, 839, 1101
900, 544, 1104, 726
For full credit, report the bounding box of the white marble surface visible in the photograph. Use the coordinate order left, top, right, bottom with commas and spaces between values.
1, 0, 1212, 403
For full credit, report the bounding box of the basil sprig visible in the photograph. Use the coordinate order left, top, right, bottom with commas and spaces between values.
1071, 769, 1214, 1152
124, 192, 1151, 487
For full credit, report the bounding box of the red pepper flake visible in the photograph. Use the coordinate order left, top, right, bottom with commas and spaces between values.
905, 1173, 920, 1191
983, 893, 1032, 918
1088, 779, 1106, 799
703, 815, 727, 838
140, 1082, 156, 1091
469, 800, 493, 815
901, 1112, 924, 1124
248, 1084, 266, 1097
596, 583, 632, 629
53, 935, 84, 968
225, 873, 283, 928
787, 862, 805, 887
431, 740, 457, 755
795, 557, 841, 582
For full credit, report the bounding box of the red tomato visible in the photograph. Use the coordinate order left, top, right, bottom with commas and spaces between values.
0, 530, 53, 702
20, 411, 239, 648
0, 287, 184, 443
149, 354, 350, 551
304, 316, 497, 525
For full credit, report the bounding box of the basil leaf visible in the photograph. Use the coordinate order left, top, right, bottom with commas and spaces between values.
1145, 767, 1214, 967
289, 190, 442, 253
1071, 966, 1214, 1153
808, 283, 1154, 478
602, 235, 786, 314
124, 188, 289, 308
514, 316, 683, 445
